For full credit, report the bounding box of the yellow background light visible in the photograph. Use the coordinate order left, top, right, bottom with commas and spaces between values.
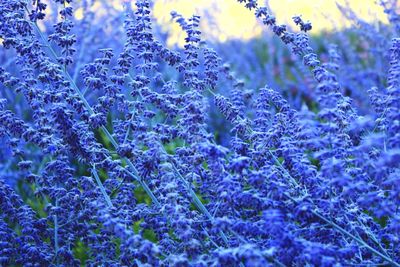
150, 0, 388, 45
1, 0, 389, 47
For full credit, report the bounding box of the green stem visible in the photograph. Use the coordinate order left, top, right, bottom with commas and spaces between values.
54, 198, 59, 264
92, 165, 113, 208
221, 101, 399, 266
310, 208, 400, 267
30, 18, 162, 208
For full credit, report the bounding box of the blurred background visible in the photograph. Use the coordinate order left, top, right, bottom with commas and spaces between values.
153, 0, 389, 45
72, 0, 389, 45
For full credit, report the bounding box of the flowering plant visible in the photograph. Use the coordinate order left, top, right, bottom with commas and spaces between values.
1, 0, 399, 266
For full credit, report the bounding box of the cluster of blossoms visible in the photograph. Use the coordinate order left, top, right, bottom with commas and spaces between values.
1, 0, 400, 266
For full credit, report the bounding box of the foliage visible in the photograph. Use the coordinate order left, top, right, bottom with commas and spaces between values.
1, 0, 400, 266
